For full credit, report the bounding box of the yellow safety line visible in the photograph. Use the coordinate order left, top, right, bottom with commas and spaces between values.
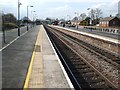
23, 30, 40, 90
40, 26, 43, 87
41, 28, 43, 52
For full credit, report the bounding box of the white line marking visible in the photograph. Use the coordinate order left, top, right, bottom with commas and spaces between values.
0, 31, 27, 51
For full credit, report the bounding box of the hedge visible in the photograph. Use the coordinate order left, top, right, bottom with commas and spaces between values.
3, 23, 18, 30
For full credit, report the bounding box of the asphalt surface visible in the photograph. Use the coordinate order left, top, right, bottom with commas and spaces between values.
2, 25, 39, 88
1, 26, 32, 48
61, 25, 119, 40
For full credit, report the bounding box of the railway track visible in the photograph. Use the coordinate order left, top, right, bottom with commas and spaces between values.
50, 26, 120, 64
48, 26, 119, 87
44, 25, 118, 89
49, 26, 120, 66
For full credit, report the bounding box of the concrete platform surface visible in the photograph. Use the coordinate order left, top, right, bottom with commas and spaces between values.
26, 25, 73, 88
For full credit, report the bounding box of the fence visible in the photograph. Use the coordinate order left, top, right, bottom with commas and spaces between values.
84, 26, 120, 34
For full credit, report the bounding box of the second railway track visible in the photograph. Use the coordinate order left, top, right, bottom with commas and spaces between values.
44, 25, 119, 89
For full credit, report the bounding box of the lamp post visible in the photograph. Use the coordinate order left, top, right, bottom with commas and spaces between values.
33, 11, 37, 27
18, 0, 22, 36
27, 5, 33, 31
31, 11, 36, 27
33, 14, 37, 27
32, 11, 36, 21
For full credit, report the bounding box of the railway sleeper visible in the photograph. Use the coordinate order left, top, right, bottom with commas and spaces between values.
75, 65, 89, 69
71, 61, 86, 65
83, 77, 104, 84
89, 84, 110, 89
81, 73, 98, 78
81, 72, 96, 76
70, 61, 85, 65
78, 66, 90, 69
69, 57, 81, 60
78, 67, 92, 72
77, 78, 108, 89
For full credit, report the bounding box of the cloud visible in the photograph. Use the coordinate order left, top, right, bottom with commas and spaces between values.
90, 0, 119, 17
37, 0, 111, 3
0, 0, 119, 19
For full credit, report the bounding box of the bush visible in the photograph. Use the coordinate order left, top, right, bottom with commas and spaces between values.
3, 23, 18, 30
79, 20, 88, 26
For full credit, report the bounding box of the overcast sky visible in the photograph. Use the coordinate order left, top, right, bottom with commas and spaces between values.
0, 0, 119, 20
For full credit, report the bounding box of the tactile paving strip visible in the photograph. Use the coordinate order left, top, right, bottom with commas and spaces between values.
28, 28, 43, 88
35, 45, 41, 52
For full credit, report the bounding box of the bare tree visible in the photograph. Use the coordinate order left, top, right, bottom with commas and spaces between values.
95, 8, 102, 19
89, 8, 102, 20
89, 9, 96, 20
80, 13, 87, 20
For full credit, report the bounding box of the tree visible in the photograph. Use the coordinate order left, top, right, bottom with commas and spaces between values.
22, 16, 31, 23
95, 8, 102, 19
79, 20, 88, 26
22, 16, 28, 23
35, 19, 41, 25
2, 13, 18, 29
3, 13, 17, 24
85, 17, 90, 25
46, 17, 52, 21
88, 8, 102, 25
72, 16, 78, 21
80, 13, 87, 20
89, 8, 102, 20
89, 9, 95, 20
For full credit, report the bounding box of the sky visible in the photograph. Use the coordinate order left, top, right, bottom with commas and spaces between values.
0, 0, 120, 20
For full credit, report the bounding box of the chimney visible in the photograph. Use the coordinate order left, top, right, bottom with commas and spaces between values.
110, 15, 112, 17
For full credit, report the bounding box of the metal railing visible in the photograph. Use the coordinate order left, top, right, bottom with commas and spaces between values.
1, 24, 35, 49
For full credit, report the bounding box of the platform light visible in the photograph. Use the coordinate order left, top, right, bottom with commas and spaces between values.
27, 5, 34, 31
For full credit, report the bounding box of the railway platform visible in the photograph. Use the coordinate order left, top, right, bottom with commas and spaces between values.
2, 25, 73, 89
51, 25, 119, 44
24, 25, 73, 88
50, 25, 119, 55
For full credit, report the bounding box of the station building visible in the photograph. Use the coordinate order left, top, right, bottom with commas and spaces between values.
99, 17, 120, 27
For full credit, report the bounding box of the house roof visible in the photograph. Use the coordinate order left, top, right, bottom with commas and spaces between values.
100, 17, 116, 21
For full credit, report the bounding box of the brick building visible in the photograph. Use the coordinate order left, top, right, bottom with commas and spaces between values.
99, 17, 120, 27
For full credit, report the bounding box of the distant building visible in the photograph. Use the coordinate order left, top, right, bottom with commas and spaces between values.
99, 17, 120, 27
